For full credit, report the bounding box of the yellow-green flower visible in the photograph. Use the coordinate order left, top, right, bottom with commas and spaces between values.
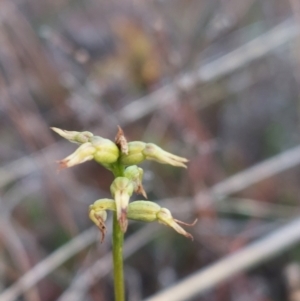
124, 165, 147, 198
120, 142, 188, 168
89, 199, 196, 241
110, 177, 134, 232
128, 201, 196, 240
53, 128, 119, 169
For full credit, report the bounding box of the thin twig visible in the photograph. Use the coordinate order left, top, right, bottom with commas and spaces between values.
205, 144, 300, 201
216, 197, 298, 219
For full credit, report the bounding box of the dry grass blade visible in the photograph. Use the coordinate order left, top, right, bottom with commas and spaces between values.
144, 216, 300, 301
207, 144, 300, 200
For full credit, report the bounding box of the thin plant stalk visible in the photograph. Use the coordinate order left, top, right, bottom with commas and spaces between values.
52, 127, 191, 301
112, 164, 125, 301
112, 214, 125, 301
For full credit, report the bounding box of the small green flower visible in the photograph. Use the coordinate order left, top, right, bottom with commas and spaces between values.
89, 199, 196, 241
124, 165, 147, 198
88, 198, 113, 242
120, 141, 188, 168
110, 177, 134, 232
128, 201, 196, 240
89, 136, 120, 166
53, 128, 119, 169
119, 141, 145, 165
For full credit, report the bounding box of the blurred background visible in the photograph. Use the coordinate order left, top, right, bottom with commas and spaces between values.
1, 0, 300, 300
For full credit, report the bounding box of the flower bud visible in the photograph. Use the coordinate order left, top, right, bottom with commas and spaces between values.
51, 127, 93, 144
120, 141, 188, 168
119, 141, 146, 165
127, 201, 196, 240
88, 199, 196, 241
58, 142, 96, 169
127, 201, 160, 221
110, 177, 134, 232
90, 136, 120, 165
89, 199, 116, 243
55, 133, 120, 170
124, 165, 147, 198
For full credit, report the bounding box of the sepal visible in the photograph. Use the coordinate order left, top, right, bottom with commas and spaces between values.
57, 142, 96, 169
51, 127, 93, 144
110, 177, 134, 232
124, 165, 147, 198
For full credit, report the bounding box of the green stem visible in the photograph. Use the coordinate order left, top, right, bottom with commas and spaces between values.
113, 214, 125, 301
112, 163, 125, 301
